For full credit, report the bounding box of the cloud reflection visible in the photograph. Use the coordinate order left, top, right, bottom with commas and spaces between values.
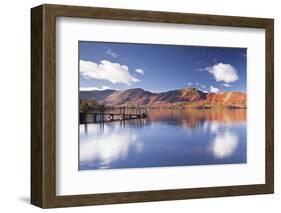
80, 131, 143, 169
210, 122, 219, 133
211, 132, 239, 159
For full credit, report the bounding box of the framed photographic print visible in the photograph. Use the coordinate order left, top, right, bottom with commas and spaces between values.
31, 4, 274, 208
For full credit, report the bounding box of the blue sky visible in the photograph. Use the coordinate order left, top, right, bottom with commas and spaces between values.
79, 41, 246, 93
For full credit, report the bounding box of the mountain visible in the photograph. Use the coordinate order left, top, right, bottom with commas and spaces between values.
195, 92, 247, 109
80, 89, 116, 101
79, 87, 246, 109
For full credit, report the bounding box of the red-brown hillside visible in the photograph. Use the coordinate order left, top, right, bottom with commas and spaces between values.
80, 88, 247, 109
200, 92, 247, 109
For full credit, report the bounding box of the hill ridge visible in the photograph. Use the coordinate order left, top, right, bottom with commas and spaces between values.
80, 87, 246, 109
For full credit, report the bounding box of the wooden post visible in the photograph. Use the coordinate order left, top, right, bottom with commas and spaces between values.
93, 113, 97, 123
102, 110, 105, 123
80, 112, 85, 124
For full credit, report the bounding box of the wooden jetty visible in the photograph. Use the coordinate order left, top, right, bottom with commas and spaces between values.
80, 106, 148, 124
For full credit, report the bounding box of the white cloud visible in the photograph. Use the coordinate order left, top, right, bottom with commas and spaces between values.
80, 86, 112, 91
222, 83, 231, 87
135, 68, 144, 75
187, 82, 192, 86
106, 49, 117, 58
210, 85, 220, 93
206, 63, 239, 83
80, 60, 140, 86
200, 84, 206, 89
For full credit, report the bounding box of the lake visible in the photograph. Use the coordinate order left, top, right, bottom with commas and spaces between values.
79, 109, 247, 170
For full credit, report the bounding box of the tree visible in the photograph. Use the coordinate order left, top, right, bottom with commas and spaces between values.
79, 99, 100, 112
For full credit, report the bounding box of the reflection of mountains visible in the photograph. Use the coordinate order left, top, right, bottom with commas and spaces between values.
147, 109, 246, 128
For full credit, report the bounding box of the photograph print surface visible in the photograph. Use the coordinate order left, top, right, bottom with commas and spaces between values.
79, 41, 247, 170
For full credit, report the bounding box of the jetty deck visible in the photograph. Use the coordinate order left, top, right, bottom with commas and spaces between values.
80, 107, 148, 124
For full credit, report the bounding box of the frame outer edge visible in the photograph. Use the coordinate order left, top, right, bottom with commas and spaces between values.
265, 19, 274, 193
30, 4, 274, 208
42, 3, 272, 28
31, 5, 44, 208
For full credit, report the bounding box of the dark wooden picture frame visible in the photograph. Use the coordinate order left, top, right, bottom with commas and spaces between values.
31, 4, 274, 208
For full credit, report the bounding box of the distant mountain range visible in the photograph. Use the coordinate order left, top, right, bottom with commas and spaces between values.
80, 87, 246, 109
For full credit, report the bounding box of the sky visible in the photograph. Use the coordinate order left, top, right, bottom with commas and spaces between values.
79, 41, 246, 93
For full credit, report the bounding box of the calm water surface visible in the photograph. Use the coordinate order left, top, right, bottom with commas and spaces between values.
79, 109, 246, 170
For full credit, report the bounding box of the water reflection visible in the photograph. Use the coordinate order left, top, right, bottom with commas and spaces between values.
147, 109, 246, 128
80, 109, 246, 170
80, 125, 143, 169
210, 132, 239, 159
